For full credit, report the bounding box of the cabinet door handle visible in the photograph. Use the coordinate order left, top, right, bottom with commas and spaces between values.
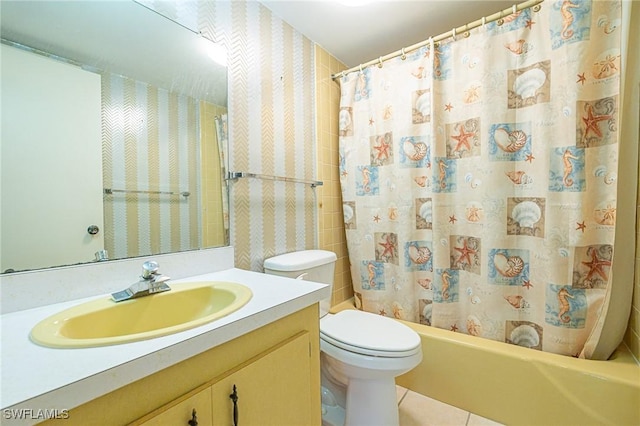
187, 408, 198, 426
229, 384, 239, 426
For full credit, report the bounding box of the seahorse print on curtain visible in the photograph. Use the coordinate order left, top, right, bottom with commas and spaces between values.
338, 0, 622, 358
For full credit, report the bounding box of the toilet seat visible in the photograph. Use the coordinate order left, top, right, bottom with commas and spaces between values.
320, 310, 421, 357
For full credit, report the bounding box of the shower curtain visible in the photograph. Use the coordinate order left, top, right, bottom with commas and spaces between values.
338, 0, 624, 357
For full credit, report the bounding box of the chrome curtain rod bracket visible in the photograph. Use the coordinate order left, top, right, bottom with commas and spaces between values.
227, 171, 323, 188
104, 188, 191, 197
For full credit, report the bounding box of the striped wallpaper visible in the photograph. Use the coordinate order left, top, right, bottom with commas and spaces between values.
102, 74, 201, 259
227, 2, 317, 271
144, 0, 318, 271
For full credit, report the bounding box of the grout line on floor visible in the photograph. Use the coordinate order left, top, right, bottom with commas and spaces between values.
397, 387, 409, 406
465, 411, 471, 425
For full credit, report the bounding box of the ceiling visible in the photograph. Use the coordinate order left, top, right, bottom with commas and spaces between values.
260, 0, 519, 69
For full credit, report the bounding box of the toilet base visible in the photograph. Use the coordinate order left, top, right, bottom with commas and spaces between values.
345, 378, 399, 426
321, 399, 346, 426
320, 379, 399, 426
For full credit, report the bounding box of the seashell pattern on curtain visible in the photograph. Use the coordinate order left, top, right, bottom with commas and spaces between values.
338, 0, 623, 358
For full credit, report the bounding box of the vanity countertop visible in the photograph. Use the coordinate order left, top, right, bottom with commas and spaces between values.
0, 268, 328, 415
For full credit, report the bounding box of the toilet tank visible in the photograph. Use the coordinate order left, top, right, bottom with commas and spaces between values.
263, 250, 337, 317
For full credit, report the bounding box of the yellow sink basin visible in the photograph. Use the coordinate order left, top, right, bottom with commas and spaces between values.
30, 281, 252, 348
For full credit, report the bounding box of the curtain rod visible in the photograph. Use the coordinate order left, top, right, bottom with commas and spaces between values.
331, 0, 544, 80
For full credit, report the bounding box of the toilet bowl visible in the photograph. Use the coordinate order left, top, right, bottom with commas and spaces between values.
320, 309, 422, 425
264, 250, 423, 426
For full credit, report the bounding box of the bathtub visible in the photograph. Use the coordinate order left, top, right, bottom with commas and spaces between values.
332, 300, 640, 426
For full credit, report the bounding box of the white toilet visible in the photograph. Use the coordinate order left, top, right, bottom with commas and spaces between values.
264, 250, 422, 426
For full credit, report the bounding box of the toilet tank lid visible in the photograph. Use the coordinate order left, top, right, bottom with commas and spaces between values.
264, 250, 337, 271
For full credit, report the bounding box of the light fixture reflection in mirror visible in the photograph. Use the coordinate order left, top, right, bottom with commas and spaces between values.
0, 0, 229, 274
200, 36, 227, 67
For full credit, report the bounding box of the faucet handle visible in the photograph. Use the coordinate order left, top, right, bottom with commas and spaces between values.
141, 260, 160, 280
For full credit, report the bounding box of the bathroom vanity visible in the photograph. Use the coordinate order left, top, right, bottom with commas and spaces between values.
0, 250, 328, 426
129, 309, 316, 426
56, 305, 319, 426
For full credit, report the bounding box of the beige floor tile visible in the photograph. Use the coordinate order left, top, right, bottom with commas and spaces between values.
466, 413, 504, 426
398, 390, 468, 426
396, 385, 409, 404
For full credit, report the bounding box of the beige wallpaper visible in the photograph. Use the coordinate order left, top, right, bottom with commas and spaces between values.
226, 2, 317, 271
143, 1, 350, 306
102, 74, 200, 260
133, 0, 317, 272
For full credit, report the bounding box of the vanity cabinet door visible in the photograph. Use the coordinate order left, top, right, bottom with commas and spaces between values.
211, 332, 313, 426
135, 387, 213, 426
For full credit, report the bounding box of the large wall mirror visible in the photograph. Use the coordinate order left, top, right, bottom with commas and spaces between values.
1, 0, 229, 274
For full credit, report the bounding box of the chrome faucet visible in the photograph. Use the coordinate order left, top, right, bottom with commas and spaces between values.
111, 261, 171, 302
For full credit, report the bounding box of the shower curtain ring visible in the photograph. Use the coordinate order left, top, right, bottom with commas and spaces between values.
359, 63, 363, 73
512, 4, 517, 14
497, 10, 505, 26
452, 27, 457, 40
401, 48, 406, 60
482, 16, 486, 27
378, 56, 383, 68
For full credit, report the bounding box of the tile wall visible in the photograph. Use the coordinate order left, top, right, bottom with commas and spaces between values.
315, 47, 353, 306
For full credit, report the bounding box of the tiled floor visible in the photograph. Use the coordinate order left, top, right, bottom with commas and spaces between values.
397, 386, 503, 426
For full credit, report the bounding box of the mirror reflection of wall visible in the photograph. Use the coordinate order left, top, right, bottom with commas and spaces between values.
203, 111, 230, 248
102, 73, 201, 260
0, 0, 228, 273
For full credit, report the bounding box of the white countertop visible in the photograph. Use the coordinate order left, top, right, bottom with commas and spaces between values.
0, 267, 328, 418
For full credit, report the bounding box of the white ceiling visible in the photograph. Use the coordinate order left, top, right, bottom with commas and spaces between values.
260, 0, 519, 69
